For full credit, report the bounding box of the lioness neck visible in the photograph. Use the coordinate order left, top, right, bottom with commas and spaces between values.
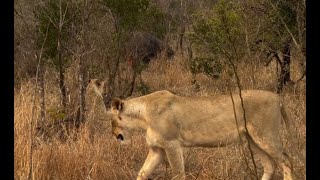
122, 99, 148, 130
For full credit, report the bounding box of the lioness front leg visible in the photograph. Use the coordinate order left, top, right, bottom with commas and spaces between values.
164, 141, 185, 180
137, 147, 165, 180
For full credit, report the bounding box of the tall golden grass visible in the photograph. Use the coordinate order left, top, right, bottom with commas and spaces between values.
14, 56, 306, 179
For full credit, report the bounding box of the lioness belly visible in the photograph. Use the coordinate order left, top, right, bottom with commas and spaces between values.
180, 128, 243, 147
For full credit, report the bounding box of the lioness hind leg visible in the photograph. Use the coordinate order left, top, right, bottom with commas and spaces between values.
247, 137, 276, 180
137, 147, 165, 180
267, 150, 293, 180
251, 138, 293, 180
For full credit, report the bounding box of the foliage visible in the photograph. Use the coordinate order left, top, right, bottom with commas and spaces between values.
102, 0, 168, 39
191, 0, 245, 57
47, 108, 66, 121
253, 0, 301, 52
35, 0, 81, 68
189, 57, 223, 79
140, 4, 167, 39
189, 0, 245, 79
103, 0, 150, 31
136, 82, 150, 95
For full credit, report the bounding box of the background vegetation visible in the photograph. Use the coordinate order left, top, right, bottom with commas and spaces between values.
14, 0, 305, 179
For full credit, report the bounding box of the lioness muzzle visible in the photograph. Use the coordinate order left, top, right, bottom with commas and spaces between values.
116, 134, 124, 141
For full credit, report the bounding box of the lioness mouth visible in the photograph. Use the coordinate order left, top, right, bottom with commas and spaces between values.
117, 134, 124, 141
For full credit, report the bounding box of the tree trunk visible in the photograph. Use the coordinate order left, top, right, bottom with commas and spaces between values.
277, 40, 292, 93
39, 62, 46, 126
128, 69, 137, 97
78, 54, 86, 126
107, 17, 122, 103
179, 28, 184, 57
58, 37, 67, 111
57, 0, 67, 112
179, 0, 185, 58
107, 39, 121, 102
243, 12, 255, 88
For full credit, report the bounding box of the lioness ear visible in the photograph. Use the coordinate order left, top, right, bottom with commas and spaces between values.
88, 79, 97, 85
87, 79, 96, 90
95, 79, 102, 87
111, 98, 123, 111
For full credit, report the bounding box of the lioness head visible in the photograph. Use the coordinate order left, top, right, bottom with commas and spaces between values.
88, 79, 112, 106
110, 98, 133, 144
89, 79, 140, 144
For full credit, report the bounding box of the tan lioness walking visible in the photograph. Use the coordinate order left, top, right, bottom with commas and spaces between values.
89, 79, 304, 180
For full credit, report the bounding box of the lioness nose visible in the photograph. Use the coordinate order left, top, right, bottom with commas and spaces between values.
117, 134, 124, 141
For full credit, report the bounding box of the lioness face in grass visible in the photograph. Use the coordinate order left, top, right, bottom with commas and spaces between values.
89, 79, 305, 180
88, 79, 136, 144
87, 79, 111, 103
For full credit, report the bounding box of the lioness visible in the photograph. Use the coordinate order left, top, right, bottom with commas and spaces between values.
89, 79, 304, 180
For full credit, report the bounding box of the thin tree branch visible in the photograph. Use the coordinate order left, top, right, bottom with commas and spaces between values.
268, 0, 305, 57
28, 22, 50, 180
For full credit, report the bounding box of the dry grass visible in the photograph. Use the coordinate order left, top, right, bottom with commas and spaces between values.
14, 55, 306, 180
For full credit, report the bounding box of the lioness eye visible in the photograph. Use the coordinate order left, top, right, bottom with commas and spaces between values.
119, 117, 122, 120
